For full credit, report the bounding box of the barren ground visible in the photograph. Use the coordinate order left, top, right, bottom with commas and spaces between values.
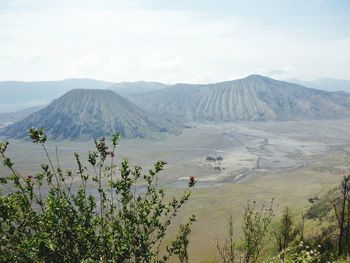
1, 119, 350, 262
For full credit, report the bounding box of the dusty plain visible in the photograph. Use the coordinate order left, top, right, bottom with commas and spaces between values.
1, 119, 350, 262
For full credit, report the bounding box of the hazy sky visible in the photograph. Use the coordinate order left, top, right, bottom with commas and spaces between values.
0, 0, 349, 83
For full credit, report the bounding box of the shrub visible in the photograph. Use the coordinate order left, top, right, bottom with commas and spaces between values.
0, 128, 196, 262
306, 191, 333, 220
274, 207, 295, 254
241, 200, 275, 263
215, 215, 235, 263
269, 241, 322, 263
216, 200, 275, 263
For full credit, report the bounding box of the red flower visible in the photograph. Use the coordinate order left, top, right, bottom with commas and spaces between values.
27, 175, 33, 180
110, 152, 114, 158
188, 176, 196, 188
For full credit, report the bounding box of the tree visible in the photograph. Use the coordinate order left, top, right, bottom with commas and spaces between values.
0, 128, 196, 262
241, 200, 274, 263
330, 175, 350, 256
173, 223, 192, 263
215, 215, 235, 263
294, 213, 305, 242
274, 207, 295, 261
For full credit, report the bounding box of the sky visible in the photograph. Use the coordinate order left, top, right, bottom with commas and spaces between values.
0, 0, 349, 83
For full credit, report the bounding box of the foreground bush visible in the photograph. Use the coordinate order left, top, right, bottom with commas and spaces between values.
215, 200, 275, 263
269, 241, 322, 263
0, 128, 195, 262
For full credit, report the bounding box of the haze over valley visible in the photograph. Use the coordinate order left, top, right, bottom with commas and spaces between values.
1, 74, 350, 261
1, 74, 350, 188
1, 0, 350, 262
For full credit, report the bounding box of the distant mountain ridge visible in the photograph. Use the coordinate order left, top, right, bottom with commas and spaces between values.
0, 79, 168, 113
0, 79, 114, 113
110, 81, 169, 96
0, 106, 45, 128
2, 75, 350, 141
289, 78, 350, 93
0, 89, 177, 140
131, 75, 350, 122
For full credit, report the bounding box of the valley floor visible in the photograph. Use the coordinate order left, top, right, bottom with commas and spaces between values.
1, 119, 350, 262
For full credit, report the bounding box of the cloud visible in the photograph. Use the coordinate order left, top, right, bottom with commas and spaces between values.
266, 69, 287, 76
266, 65, 295, 78
0, 0, 349, 82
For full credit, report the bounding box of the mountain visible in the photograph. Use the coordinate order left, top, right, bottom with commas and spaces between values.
0, 106, 45, 128
0, 79, 169, 113
289, 78, 350, 93
0, 89, 178, 140
110, 81, 168, 96
131, 75, 350, 122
